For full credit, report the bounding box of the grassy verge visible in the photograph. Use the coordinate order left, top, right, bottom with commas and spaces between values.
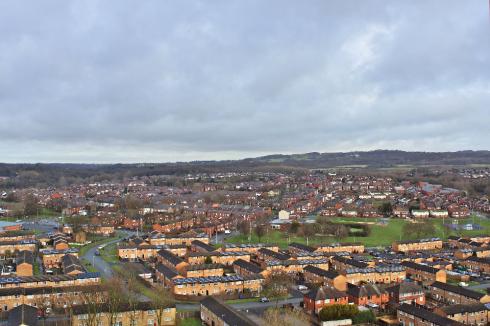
112, 265, 157, 300
81, 258, 98, 273
100, 242, 119, 264
225, 297, 259, 304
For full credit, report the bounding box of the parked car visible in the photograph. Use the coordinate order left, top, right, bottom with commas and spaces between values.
260, 297, 270, 303
297, 285, 308, 291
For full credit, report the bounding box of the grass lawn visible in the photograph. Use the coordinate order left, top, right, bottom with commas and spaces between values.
33, 260, 41, 275
226, 215, 490, 248
81, 258, 98, 273
225, 297, 259, 304
100, 242, 119, 264
178, 318, 201, 326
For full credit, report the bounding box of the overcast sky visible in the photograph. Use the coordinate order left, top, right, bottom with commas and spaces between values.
0, 1, 489, 163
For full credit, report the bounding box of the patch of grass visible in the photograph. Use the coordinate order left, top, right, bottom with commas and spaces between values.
81, 258, 98, 273
100, 242, 119, 264
33, 260, 41, 275
225, 297, 259, 304
178, 318, 201, 326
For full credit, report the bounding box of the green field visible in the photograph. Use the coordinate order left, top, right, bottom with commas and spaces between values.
226, 216, 490, 248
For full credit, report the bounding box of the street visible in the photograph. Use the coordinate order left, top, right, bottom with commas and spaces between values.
82, 236, 122, 278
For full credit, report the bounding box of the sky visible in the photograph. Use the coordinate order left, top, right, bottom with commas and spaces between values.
0, 1, 489, 163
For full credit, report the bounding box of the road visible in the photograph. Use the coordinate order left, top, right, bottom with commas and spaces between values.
82, 236, 122, 278
210, 230, 239, 244
469, 281, 490, 291
175, 290, 304, 312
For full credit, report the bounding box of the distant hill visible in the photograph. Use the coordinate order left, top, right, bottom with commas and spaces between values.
242, 150, 490, 168
0, 150, 489, 187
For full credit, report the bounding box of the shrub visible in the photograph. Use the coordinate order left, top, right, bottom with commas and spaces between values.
319, 304, 359, 321
352, 310, 376, 324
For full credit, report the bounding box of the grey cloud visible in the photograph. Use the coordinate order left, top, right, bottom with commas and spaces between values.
0, 0, 488, 162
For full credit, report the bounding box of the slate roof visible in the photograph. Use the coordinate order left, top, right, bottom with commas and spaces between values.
401, 261, 440, 274
440, 303, 488, 315
303, 265, 340, 279
16, 250, 34, 265
306, 285, 347, 300
289, 242, 315, 253
347, 283, 385, 298
201, 297, 256, 326
398, 303, 463, 326
156, 263, 178, 279
8, 304, 38, 326
258, 248, 290, 261
191, 240, 215, 252
157, 249, 185, 266
233, 259, 263, 274
429, 281, 485, 301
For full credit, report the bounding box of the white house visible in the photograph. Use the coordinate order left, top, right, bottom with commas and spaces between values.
278, 210, 290, 220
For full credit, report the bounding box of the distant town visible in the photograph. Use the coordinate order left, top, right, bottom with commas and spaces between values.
0, 165, 489, 326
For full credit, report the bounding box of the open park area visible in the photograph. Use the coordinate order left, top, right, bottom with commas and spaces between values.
226, 215, 490, 248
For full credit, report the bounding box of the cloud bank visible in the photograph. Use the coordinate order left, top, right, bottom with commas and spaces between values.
0, 1, 488, 162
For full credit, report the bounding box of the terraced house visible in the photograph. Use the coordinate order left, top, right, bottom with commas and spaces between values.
303, 265, 348, 291
343, 265, 406, 285
397, 303, 463, 326
186, 251, 251, 266
0, 285, 102, 311
392, 238, 443, 252
428, 281, 490, 304
0, 272, 101, 289
171, 274, 263, 297
264, 259, 329, 277
434, 303, 489, 326
71, 301, 176, 326
401, 261, 447, 284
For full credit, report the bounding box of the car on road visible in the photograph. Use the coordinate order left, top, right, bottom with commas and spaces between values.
259, 297, 270, 303
297, 285, 308, 291
224, 229, 231, 234
95, 250, 101, 256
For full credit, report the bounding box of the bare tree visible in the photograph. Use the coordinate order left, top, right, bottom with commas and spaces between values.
254, 225, 267, 242
80, 288, 106, 326
263, 272, 294, 308
104, 277, 126, 326
264, 307, 309, 326
150, 284, 176, 326
126, 274, 145, 326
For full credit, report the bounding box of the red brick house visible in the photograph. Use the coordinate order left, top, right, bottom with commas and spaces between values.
347, 283, 389, 308
303, 285, 349, 315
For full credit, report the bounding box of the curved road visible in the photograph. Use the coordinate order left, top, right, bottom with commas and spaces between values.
82, 236, 123, 278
